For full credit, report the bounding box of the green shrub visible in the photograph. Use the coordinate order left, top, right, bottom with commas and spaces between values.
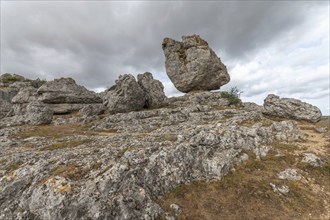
221, 87, 243, 106
1, 73, 24, 84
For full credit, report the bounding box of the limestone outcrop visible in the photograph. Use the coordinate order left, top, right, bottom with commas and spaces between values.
1, 90, 319, 219
137, 72, 167, 108
104, 74, 146, 113
162, 35, 230, 93
25, 101, 54, 125
103, 73, 166, 113
11, 86, 38, 115
0, 100, 12, 119
263, 94, 322, 123
37, 77, 102, 114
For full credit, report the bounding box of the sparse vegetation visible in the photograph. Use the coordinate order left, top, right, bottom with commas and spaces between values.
156, 134, 178, 142
221, 86, 243, 106
0, 73, 24, 85
159, 134, 330, 220
1, 161, 23, 172
40, 139, 92, 151
0, 158, 8, 164
51, 164, 89, 181
16, 123, 92, 139
0, 73, 47, 88
117, 147, 129, 158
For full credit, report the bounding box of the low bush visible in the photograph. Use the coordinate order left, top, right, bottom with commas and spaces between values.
221, 87, 243, 106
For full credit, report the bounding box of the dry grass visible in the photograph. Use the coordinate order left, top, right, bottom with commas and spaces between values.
316, 116, 330, 129
0, 161, 22, 172
16, 123, 90, 139
40, 139, 92, 151
51, 164, 89, 181
15, 122, 115, 140
46, 161, 103, 182
155, 134, 178, 143
159, 128, 330, 220
0, 158, 8, 164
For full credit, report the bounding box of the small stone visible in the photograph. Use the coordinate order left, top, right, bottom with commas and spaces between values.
170, 203, 181, 216
301, 153, 323, 167
277, 169, 302, 181
254, 146, 271, 160
270, 183, 290, 195
239, 153, 249, 162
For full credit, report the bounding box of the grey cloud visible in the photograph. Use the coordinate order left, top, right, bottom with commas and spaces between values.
1, 1, 327, 93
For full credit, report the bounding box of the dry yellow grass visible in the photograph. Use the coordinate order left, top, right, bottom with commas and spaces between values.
159, 122, 330, 220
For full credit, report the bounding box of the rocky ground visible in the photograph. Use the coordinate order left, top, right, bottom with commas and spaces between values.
0, 91, 329, 220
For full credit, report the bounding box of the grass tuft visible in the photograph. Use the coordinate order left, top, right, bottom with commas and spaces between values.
40, 139, 91, 151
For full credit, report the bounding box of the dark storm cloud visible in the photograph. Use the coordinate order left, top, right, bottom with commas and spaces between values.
0, 1, 327, 90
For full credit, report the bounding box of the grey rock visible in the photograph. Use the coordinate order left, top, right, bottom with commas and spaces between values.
38, 78, 102, 104
11, 86, 38, 105
162, 35, 230, 93
301, 153, 323, 167
0, 88, 18, 102
313, 127, 328, 133
0, 100, 12, 119
137, 72, 167, 108
11, 87, 38, 115
263, 94, 322, 123
277, 169, 302, 181
254, 145, 271, 160
44, 103, 88, 114
271, 120, 305, 142
37, 78, 102, 114
104, 74, 146, 113
243, 102, 264, 112
79, 104, 105, 117
239, 153, 249, 163
0, 91, 311, 219
170, 204, 181, 216
270, 183, 290, 195
25, 101, 53, 125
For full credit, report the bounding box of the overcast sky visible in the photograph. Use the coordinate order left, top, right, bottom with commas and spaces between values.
1, 1, 329, 114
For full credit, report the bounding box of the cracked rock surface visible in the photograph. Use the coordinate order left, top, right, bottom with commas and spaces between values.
0, 91, 308, 220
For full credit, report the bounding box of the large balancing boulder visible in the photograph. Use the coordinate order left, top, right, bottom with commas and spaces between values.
162, 34, 230, 93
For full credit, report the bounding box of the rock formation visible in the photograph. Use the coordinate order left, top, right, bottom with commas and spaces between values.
104, 74, 146, 113
11, 86, 38, 115
0, 100, 12, 119
1, 88, 327, 220
263, 94, 322, 123
79, 104, 105, 117
25, 101, 54, 125
137, 72, 167, 108
162, 35, 230, 93
37, 77, 102, 114
103, 73, 166, 113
